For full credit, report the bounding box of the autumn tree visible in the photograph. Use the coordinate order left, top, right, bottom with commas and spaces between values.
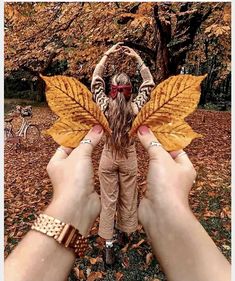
4, 2, 231, 106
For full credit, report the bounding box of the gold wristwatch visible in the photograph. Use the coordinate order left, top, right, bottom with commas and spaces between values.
31, 214, 88, 257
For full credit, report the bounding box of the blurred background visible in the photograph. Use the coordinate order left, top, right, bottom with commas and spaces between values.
4, 2, 231, 111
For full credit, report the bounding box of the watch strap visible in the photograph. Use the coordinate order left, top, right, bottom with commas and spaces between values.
31, 214, 88, 257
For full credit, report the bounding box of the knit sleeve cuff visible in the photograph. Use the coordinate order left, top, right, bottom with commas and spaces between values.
140, 66, 153, 81
93, 63, 105, 78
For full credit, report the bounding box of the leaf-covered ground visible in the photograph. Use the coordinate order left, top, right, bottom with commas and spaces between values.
4, 106, 231, 281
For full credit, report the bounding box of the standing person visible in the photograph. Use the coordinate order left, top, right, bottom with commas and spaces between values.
91, 42, 155, 264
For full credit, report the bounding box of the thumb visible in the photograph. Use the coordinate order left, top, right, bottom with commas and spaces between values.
137, 126, 171, 162
70, 125, 103, 158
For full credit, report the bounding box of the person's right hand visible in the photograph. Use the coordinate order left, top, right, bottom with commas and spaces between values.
105, 42, 124, 56
122, 46, 141, 61
137, 125, 196, 226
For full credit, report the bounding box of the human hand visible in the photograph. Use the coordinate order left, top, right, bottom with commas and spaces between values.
45, 125, 103, 236
105, 42, 124, 56
137, 126, 196, 226
122, 46, 142, 62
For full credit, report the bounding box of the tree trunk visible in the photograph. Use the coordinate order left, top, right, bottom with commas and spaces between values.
36, 77, 46, 102
153, 4, 171, 83
153, 3, 212, 84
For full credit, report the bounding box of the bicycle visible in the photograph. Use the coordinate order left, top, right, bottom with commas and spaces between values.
4, 107, 40, 150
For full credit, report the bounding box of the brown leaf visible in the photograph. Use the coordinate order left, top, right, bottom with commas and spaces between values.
121, 243, 129, 253
90, 256, 103, 265
146, 252, 153, 266
222, 244, 231, 250
204, 210, 217, 218
220, 207, 231, 219
115, 272, 124, 281
87, 271, 103, 281
122, 257, 129, 268
131, 239, 145, 249
130, 74, 206, 150
74, 268, 85, 280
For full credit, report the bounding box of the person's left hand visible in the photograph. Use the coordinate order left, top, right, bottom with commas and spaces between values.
45, 125, 103, 236
105, 42, 124, 56
122, 46, 141, 61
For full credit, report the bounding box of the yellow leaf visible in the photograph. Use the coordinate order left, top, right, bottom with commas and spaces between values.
45, 118, 90, 147
153, 120, 202, 151
40, 75, 111, 147
41, 74, 111, 129
146, 252, 153, 266
130, 74, 206, 150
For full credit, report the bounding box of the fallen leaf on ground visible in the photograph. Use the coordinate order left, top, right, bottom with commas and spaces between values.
146, 252, 153, 266
115, 272, 124, 281
122, 256, 129, 268
74, 267, 85, 280
222, 245, 231, 250
131, 239, 145, 249
90, 256, 103, 265
87, 271, 103, 281
121, 243, 129, 253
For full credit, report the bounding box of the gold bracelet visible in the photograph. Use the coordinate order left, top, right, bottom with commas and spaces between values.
31, 214, 88, 257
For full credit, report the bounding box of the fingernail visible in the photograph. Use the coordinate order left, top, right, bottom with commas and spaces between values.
138, 125, 150, 135
92, 125, 103, 134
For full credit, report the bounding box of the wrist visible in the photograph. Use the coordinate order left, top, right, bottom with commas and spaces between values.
137, 59, 144, 69
45, 192, 100, 236
136, 56, 143, 64
44, 199, 83, 230
139, 198, 193, 232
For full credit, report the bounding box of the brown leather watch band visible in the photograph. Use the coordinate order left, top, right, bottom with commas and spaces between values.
31, 214, 88, 257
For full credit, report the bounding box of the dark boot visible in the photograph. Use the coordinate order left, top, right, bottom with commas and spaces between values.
105, 246, 115, 265
117, 231, 129, 247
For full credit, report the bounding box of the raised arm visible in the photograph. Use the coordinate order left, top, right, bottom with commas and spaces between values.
91, 42, 123, 112
123, 46, 155, 115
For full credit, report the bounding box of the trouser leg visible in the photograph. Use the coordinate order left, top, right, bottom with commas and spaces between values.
98, 151, 119, 240
116, 152, 138, 234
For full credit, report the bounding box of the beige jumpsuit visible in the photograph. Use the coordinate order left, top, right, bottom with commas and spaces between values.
91, 62, 155, 239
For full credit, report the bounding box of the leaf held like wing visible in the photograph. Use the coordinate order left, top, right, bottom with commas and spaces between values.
41, 74, 111, 135
45, 118, 90, 148
130, 74, 206, 150
41, 75, 111, 147
152, 121, 202, 151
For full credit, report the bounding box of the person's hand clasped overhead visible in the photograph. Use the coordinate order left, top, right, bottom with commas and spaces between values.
122, 46, 141, 60
104, 42, 124, 56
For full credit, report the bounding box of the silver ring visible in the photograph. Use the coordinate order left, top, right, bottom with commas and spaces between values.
56, 147, 68, 156
148, 141, 162, 150
80, 139, 93, 147
175, 151, 187, 159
